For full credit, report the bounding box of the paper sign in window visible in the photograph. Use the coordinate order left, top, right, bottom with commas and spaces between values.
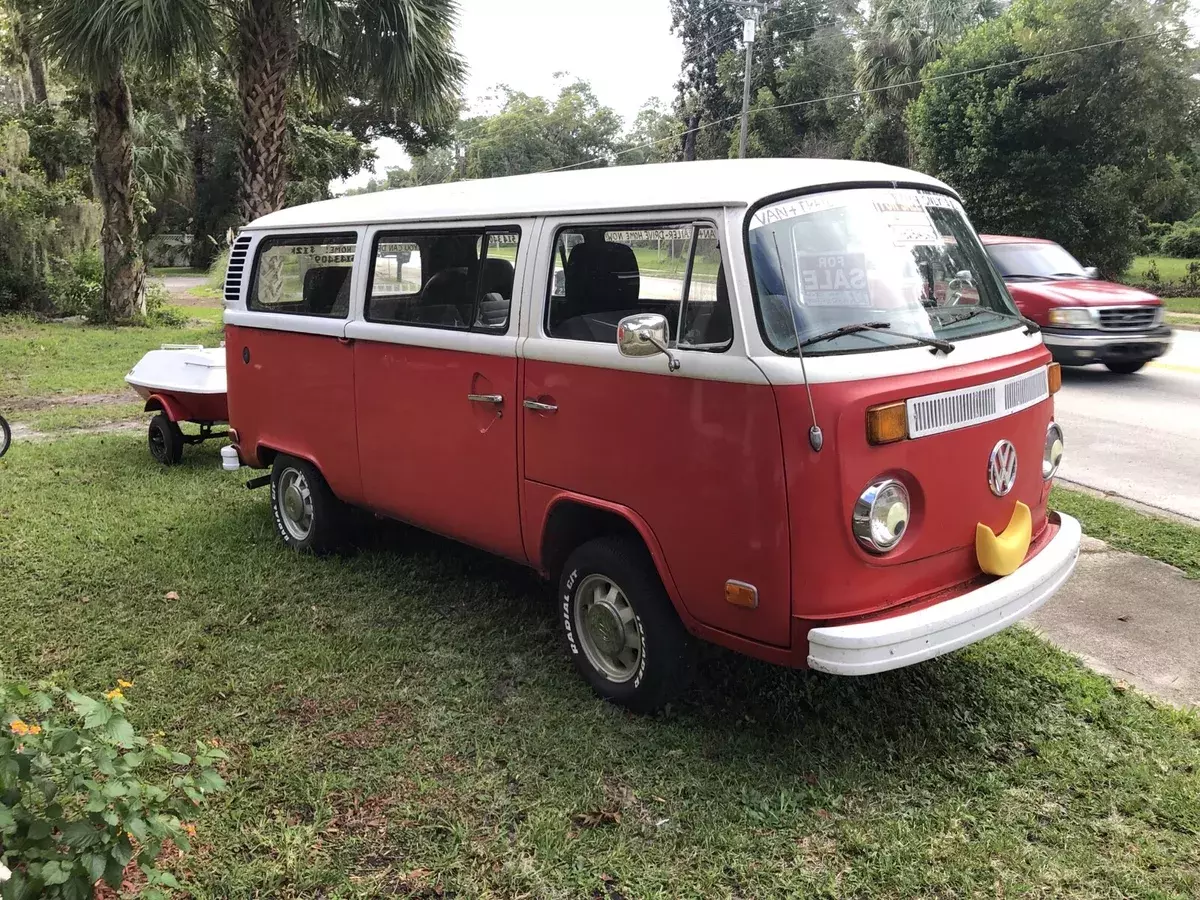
796, 253, 871, 307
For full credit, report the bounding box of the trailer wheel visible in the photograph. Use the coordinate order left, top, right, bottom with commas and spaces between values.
0, 414, 10, 458
148, 414, 183, 465
559, 536, 696, 713
270, 454, 346, 554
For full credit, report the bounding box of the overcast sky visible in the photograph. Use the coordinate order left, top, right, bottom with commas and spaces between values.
335, 0, 1200, 192
335, 0, 685, 191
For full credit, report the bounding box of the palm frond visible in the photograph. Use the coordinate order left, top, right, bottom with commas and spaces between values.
299, 0, 464, 124
30, 0, 218, 80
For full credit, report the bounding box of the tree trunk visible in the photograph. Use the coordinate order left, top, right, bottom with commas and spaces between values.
683, 113, 699, 161
26, 46, 47, 105
235, 0, 297, 224
92, 68, 146, 321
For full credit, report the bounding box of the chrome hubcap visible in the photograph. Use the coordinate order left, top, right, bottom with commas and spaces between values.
277, 469, 313, 541
575, 574, 642, 683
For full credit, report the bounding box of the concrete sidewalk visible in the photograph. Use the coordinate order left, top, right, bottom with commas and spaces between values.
1030, 535, 1200, 708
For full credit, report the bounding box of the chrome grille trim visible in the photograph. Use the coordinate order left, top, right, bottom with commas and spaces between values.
224, 234, 253, 307
1096, 306, 1158, 331
907, 367, 1049, 439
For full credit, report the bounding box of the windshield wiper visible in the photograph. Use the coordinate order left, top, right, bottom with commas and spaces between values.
799, 321, 954, 354
933, 305, 1039, 334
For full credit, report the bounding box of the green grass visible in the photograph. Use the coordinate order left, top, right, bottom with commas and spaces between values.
632, 246, 720, 280
1052, 486, 1200, 578
1164, 296, 1200, 315
1125, 256, 1198, 285
0, 436, 1198, 897
0, 316, 223, 404
19, 401, 145, 434
169, 304, 224, 324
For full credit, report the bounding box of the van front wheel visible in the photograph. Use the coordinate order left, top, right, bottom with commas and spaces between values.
559, 537, 695, 713
270, 454, 346, 553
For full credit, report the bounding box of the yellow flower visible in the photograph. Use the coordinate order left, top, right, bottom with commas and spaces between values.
9, 720, 29, 736
104, 688, 124, 701
117, 679, 133, 689
28, 724, 41, 735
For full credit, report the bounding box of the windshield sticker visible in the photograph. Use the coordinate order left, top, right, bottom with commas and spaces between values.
796, 253, 871, 307
890, 223, 942, 246
750, 195, 841, 229
916, 191, 960, 210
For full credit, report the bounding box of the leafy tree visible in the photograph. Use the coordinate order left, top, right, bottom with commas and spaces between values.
854, 0, 999, 163
909, 0, 1199, 274
670, 0, 742, 159
465, 80, 622, 178
618, 99, 680, 166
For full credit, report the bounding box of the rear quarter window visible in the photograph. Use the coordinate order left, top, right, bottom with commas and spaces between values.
249, 233, 358, 318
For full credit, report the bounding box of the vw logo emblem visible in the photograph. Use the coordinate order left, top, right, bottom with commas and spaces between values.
988, 440, 1018, 497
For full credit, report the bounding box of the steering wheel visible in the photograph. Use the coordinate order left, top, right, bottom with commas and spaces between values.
945, 269, 975, 306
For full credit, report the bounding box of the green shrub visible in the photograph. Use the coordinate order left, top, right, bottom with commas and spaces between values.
0, 681, 227, 900
45, 251, 103, 319
144, 281, 186, 328
1159, 217, 1200, 258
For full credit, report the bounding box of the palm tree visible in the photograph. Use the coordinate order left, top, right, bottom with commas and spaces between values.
31, 0, 461, 319
854, 0, 998, 164
231, 0, 463, 223
32, 0, 213, 320
857, 0, 998, 110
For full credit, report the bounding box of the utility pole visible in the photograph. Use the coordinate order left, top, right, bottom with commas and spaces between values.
727, 0, 779, 159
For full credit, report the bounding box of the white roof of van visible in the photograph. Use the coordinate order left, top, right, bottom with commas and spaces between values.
245, 158, 955, 231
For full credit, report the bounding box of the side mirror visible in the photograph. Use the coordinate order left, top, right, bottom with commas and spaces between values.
617, 313, 680, 371
1082, 266, 1100, 280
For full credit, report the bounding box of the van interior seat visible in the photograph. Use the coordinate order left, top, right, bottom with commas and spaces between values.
473, 257, 515, 330
555, 240, 642, 342
303, 266, 353, 317
416, 266, 471, 327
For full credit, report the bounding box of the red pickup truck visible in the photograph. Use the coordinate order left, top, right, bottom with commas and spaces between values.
981, 235, 1172, 374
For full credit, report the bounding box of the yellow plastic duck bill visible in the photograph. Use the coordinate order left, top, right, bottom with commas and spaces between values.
976, 501, 1032, 577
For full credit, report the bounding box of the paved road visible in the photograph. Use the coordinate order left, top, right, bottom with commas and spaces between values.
1055, 328, 1200, 521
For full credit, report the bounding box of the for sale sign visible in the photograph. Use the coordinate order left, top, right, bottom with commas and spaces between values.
796, 253, 871, 307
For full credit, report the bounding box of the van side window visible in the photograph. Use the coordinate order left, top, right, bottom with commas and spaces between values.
546, 223, 733, 350
366, 229, 521, 332
249, 234, 357, 318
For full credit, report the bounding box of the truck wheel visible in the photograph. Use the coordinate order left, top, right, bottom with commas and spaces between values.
148, 414, 183, 465
1105, 360, 1146, 375
270, 454, 346, 553
559, 536, 696, 713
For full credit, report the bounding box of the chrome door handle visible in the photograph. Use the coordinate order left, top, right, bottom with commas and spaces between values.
467, 393, 504, 405
523, 398, 558, 413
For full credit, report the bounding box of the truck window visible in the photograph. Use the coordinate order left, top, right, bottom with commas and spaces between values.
545, 222, 732, 350
249, 234, 357, 318
366, 229, 521, 333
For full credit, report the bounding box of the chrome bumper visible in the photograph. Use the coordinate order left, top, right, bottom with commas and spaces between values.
807, 513, 1081, 676
1041, 327, 1172, 350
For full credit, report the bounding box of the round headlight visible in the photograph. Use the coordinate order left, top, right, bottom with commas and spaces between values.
853, 479, 910, 553
1044, 422, 1064, 480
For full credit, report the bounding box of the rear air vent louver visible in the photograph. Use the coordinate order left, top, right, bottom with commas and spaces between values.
224, 235, 253, 306
907, 367, 1049, 439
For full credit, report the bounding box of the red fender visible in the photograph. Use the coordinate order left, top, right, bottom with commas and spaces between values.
142, 393, 186, 423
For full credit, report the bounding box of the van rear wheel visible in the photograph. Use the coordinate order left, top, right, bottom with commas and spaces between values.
270, 454, 347, 553
559, 536, 695, 713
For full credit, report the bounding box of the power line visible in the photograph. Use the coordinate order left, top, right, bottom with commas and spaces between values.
541, 23, 1190, 174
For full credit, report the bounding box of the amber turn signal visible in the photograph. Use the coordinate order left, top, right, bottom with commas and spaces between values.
866, 401, 908, 445
725, 581, 758, 609
1047, 362, 1061, 395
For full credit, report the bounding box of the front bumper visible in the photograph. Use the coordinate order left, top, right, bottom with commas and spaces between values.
1041, 326, 1172, 366
807, 512, 1081, 675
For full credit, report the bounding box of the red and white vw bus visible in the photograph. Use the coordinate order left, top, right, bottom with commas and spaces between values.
221, 159, 1080, 711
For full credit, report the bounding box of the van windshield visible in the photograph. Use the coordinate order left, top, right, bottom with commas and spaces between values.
747, 188, 1022, 356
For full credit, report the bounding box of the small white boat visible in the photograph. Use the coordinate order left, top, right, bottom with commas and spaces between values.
125, 345, 229, 466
